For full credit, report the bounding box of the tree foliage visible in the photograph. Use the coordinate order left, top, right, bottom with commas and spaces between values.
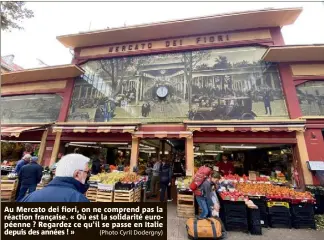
98, 56, 153, 97
1, 2, 34, 31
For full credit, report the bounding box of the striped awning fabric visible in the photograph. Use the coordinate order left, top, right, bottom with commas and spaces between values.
1, 126, 44, 138
52, 126, 136, 134
187, 125, 305, 132
133, 131, 193, 138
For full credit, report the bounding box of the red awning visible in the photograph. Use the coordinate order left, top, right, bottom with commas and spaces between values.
52, 126, 136, 134
187, 125, 305, 132
133, 131, 193, 139
1, 126, 44, 138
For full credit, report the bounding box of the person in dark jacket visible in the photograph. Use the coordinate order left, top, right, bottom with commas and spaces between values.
14, 154, 32, 200
20, 154, 90, 202
14, 154, 32, 175
159, 157, 172, 202
17, 157, 43, 202
91, 156, 102, 175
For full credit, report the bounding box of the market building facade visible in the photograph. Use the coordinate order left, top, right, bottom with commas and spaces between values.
1, 7, 324, 187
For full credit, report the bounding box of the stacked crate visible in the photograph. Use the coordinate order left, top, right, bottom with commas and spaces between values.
114, 190, 135, 202
220, 201, 248, 232
247, 207, 262, 235
134, 187, 141, 202
250, 197, 268, 227
290, 203, 316, 229
267, 201, 291, 228
1, 180, 17, 202
96, 190, 113, 202
177, 192, 195, 218
86, 187, 98, 202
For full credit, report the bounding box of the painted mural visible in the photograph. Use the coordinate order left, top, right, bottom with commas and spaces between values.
296, 81, 324, 116
1, 94, 62, 123
67, 46, 288, 123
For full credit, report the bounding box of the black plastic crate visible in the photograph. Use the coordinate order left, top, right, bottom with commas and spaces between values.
225, 222, 249, 232
249, 224, 262, 235
290, 203, 314, 216
292, 220, 316, 229
269, 218, 292, 229
114, 182, 134, 190
315, 195, 324, 214
224, 217, 248, 224
269, 214, 291, 222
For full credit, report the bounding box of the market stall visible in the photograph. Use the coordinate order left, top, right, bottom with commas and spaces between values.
86, 170, 147, 203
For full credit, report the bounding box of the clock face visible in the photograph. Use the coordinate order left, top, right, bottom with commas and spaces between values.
156, 86, 168, 98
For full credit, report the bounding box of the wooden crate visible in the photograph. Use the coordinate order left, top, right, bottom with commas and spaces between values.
114, 189, 134, 202
97, 190, 113, 202
86, 187, 98, 202
177, 193, 195, 218
1, 180, 17, 202
134, 187, 141, 202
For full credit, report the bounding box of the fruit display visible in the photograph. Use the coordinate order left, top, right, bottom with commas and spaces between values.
220, 174, 270, 183
120, 172, 141, 183
219, 190, 248, 202
89, 172, 126, 184
110, 165, 117, 171
235, 183, 314, 201
175, 176, 193, 189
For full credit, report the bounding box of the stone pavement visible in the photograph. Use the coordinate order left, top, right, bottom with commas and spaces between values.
166, 202, 324, 240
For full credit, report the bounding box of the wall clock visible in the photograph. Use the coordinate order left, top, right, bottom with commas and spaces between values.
156, 86, 168, 98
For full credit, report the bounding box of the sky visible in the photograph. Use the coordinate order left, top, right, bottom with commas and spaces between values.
1, 1, 324, 69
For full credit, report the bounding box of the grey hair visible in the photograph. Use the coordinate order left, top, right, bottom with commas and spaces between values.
55, 154, 89, 177
23, 154, 32, 160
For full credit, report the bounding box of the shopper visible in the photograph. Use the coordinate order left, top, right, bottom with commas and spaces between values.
210, 172, 221, 217
195, 169, 213, 219
17, 157, 43, 202
14, 154, 32, 200
145, 160, 153, 192
159, 157, 172, 202
14, 154, 32, 175
20, 154, 90, 202
216, 154, 234, 175
91, 155, 102, 175
150, 157, 161, 198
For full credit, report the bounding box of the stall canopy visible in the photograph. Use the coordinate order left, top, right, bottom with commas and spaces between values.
1, 125, 50, 138
52, 123, 140, 134
133, 131, 193, 139
261, 45, 324, 62
184, 119, 306, 132
1, 64, 84, 85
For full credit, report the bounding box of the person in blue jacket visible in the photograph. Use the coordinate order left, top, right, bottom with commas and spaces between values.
17, 157, 43, 202
14, 154, 32, 175
20, 154, 90, 202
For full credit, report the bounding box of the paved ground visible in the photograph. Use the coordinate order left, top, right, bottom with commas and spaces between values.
147, 185, 324, 240
165, 202, 324, 240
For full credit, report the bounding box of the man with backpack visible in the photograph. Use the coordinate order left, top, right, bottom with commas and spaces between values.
190, 166, 213, 218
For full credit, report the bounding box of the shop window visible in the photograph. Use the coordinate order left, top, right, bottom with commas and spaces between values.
67, 46, 288, 123
1, 94, 62, 123
296, 80, 324, 116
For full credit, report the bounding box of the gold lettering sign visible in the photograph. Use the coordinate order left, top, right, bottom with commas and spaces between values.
80, 29, 271, 58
